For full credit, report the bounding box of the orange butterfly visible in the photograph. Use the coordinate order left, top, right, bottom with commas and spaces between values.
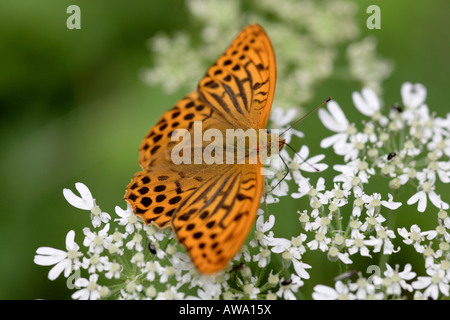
125, 24, 283, 274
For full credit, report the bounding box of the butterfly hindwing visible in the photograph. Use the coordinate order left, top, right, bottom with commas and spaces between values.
172, 164, 263, 274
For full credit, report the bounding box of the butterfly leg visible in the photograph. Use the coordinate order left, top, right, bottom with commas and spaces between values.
262, 182, 270, 221
268, 155, 290, 193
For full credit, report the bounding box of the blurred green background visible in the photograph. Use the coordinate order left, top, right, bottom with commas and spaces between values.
0, 0, 448, 299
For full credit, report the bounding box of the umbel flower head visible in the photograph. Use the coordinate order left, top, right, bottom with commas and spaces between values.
318, 82, 449, 213
34, 83, 450, 300
142, 0, 392, 110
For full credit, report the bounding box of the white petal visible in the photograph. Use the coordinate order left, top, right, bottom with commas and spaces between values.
76, 182, 94, 202
412, 276, 431, 290
312, 285, 337, 300
34, 254, 64, 266
65, 230, 77, 251
72, 288, 89, 300
115, 205, 131, 218
318, 101, 348, 132
362, 88, 380, 111
401, 82, 427, 109
34, 247, 67, 266
63, 183, 95, 210
35, 246, 66, 256
338, 252, 353, 264
381, 199, 402, 210
263, 215, 275, 232
320, 133, 348, 149
327, 101, 349, 130
352, 91, 367, 115
428, 190, 449, 210
255, 215, 265, 230
293, 260, 311, 279
48, 259, 70, 280
407, 191, 427, 212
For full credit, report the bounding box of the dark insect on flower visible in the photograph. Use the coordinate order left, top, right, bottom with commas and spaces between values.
281, 278, 292, 286
229, 263, 244, 273
387, 152, 397, 161
148, 242, 157, 254
391, 103, 403, 113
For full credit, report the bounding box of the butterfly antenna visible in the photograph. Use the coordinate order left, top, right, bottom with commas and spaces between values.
285, 143, 321, 173
262, 186, 270, 221
267, 155, 290, 193
280, 97, 332, 137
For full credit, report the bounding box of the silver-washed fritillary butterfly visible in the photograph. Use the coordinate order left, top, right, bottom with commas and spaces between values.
125, 24, 282, 274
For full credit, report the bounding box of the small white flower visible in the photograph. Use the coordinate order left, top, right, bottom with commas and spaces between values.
292, 259, 312, 280
34, 230, 82, 280
381, 193, 403, 210
352, 87, 388, 125
307, 230, 331, 252
333, 159, 373, 189
123, 279, 143, 298
289, 145, 328, 176
407, 183, 449, 212
131, 251, 146, 267
83, 224, 111, 254
253, 246, 271, 268
126, 232, 144, 252
269, 107, 304, 144
276, 275, 304, 300
105, 261, 122, 279
63, 182, 111, 227
243, 281, 260, 300
145, 224, 168, 247
348, 275, 378, 300
412, 265, 449, 299
374, 264, 416, 296
401, 82, 427, 109
81, 254, 110, 274
318, 100, 353, 150
312, 281, 355, 300
397, 224, 437, 253
270, 107, 297, 128
144, 261, 164, 282
71, 274, 103, 300
291, 177, 326, 199
196, 278, 223, 299
370, 226, 399, 255
169, 252, 191, 271
344, 132, 369, 162
115, 203, 143, 234
250, 212, 275, 247
345, 231, 376, 257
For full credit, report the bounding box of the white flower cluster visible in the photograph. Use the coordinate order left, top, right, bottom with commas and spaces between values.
34, 82, 450, 299
319, 82, 450, 212
34, 183, 322, 300
142, 0, 392, 110
303, 82, 450, 300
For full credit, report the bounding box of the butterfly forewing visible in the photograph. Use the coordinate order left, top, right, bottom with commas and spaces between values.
125, 92, 231, 228
198, 24, 276, 130
125, 24, 276, 273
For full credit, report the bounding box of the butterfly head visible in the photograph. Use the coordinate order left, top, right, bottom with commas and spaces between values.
258, 130, 285, 158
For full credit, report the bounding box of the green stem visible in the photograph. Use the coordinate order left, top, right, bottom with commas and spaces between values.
377, 190, 400, 272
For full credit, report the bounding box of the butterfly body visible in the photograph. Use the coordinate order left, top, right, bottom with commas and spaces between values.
125, 24, 276, 274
